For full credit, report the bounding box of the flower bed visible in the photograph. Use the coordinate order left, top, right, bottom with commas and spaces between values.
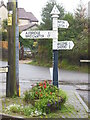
24, 80, 67, 113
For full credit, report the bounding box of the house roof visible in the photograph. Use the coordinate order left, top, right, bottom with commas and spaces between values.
18, 8, 38, 22
26, 12, 38, 22
19, 23, 38, 32
0, 1, 38, 23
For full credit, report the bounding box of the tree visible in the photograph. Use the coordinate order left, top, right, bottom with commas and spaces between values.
37, 0, 65, 64
40, 0, 64, 30
73, 1, 88, 61
2, 19, 7, 30
1, 19, 8, 41
59, 2, 88, 64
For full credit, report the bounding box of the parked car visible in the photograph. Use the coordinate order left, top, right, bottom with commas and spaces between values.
24, 47, 32, 57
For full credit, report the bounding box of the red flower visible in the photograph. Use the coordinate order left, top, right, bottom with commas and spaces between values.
36, 92, 38, 94
39, 83, 42, 86
50, 92, 52, 95
40, 94, 43, 97
44, 85, 46, 89
44, 81, 46, 84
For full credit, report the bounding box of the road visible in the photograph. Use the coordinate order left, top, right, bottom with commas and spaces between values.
0, 61, 89, 84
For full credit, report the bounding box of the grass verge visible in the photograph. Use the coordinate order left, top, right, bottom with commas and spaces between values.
29, 59, 88, 73
1, 96, 77, 118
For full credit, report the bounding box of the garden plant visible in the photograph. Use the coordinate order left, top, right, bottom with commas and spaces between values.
4, 80, 67, 117
24, 80, 67, 114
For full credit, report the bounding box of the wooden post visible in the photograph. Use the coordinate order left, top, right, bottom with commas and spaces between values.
7, 0, 18, 97
15, 0, 19, 97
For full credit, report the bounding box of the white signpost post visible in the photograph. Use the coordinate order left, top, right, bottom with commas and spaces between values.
20, 5, 74, 88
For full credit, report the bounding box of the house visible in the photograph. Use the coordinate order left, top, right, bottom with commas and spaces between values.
18, 8, 38, 31
0, 0, 38, 31
0, 0, 8, 22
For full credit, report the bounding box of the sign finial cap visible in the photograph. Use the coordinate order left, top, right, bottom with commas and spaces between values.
50, 5, 60, 15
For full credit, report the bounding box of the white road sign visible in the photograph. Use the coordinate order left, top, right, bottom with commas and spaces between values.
0, 67, 8, 73
58, 20, 69, 28
20, 30, 57, 39
57, 41, 74, 50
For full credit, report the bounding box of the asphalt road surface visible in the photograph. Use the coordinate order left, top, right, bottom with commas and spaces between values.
0, 61, 89, 84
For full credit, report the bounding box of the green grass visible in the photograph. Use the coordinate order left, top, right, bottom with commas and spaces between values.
29, 60, 52, 68
29, 59, 88, 73
1, 96, 79, 118
59, 59, 88, 73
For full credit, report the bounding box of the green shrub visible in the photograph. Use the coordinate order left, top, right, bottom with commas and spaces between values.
24, 81, 67, 113
6, 104, 21, 113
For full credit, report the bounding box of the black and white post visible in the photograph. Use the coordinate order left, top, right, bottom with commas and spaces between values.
50, 5, 60, 87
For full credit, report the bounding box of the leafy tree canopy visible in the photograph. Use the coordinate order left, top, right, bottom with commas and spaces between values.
39, 0, 65, 30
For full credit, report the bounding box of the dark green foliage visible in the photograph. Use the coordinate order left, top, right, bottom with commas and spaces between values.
2, 19, 7, 30
19, 34, 33, 49
1, 19, 8, 41
2, 31, 7, 40
37, 0, 65, 64
36, 0, 88, 65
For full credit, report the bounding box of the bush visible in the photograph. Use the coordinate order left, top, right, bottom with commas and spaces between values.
24, 81, 67, 113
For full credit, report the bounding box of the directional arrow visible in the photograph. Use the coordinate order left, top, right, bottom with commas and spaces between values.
58, 20, 69, 28
57, 41, 74, 50
20, 30, 57, 39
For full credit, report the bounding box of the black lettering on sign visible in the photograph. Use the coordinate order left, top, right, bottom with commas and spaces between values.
25, 31, 40, 38
63, 42, 67, 48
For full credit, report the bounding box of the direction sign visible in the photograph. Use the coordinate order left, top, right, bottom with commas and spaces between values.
58, 20, 69, 28
0, 67, 8, 73
57, 41, 74, 50
20, 30, 57, 39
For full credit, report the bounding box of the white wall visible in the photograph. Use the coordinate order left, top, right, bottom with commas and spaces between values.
19, 19, 30, 26
0, 6, 8, 21
30, 21, 38, 24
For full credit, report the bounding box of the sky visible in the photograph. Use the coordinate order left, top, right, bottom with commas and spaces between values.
3, 0, 90, 22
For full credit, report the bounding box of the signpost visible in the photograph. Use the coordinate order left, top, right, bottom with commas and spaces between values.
50, 5, 60, 87
58, 20, 69, 28
57, 41, 74, 50
20, 30, 57, 39
20, 5, 74, 88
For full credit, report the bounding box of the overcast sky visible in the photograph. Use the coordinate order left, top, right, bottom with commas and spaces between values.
3, 0, 90, 22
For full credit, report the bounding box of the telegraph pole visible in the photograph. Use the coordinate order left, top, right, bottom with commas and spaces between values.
15, 0, 19, 97
7, 0, 19, 97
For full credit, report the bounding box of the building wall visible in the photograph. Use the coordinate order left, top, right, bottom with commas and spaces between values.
19, 19, 30, 26
0, 6, 8, 21
30, 21, 38, 24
